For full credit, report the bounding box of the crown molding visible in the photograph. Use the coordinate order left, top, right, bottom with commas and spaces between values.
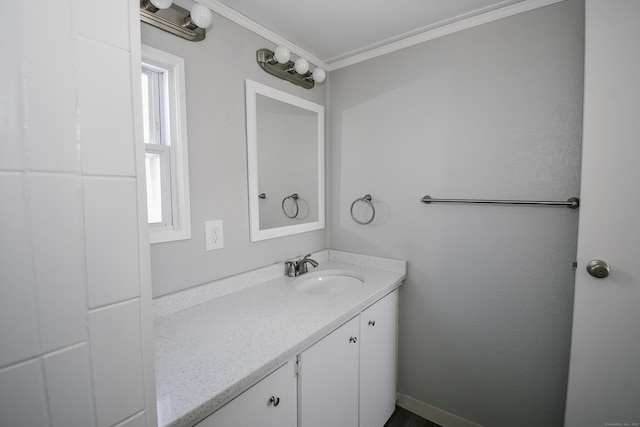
196, 0, 564, 72
325, 0, 564, 70
196, 0, 329, 69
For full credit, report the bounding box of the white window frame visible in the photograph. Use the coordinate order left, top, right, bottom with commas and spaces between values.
141, 45, 191, 244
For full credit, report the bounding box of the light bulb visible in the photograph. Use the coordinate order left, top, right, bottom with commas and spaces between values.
294, 58, 309, 74
189, 4, 213, 29
273, 46, 291, 64
312, 68, 326, 83
149, 0, 172, 9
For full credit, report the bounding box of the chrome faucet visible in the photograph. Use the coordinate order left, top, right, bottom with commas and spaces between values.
295, 254, 318, 275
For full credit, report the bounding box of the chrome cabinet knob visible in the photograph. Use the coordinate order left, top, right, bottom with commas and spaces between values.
349, 336, 358, 343
269, 396, 280, 407
586, 259, 610, 279
368, 320, 375, 326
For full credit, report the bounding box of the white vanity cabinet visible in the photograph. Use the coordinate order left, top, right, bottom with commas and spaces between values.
298, 290, 399, 427
298, 316, 360, 427
196, 360, 297, 427
359, 289, 398, 427
154, 252, 407, 427
194, 289, 399, 427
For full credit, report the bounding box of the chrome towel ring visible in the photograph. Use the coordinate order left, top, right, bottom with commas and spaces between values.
282, 193, 299, 218
350, 194, 375, 225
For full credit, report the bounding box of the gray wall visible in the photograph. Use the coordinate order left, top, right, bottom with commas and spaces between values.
142, 13, 327, 297
327, 1, 584, 426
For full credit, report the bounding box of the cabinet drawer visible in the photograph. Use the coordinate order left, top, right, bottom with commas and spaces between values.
196, 360, 296, 427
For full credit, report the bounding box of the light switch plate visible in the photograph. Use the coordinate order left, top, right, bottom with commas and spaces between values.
205, 220, 224, 251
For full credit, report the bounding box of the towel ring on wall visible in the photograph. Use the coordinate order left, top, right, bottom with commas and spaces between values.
350, 194, 376, 225
282, 193, 299, 218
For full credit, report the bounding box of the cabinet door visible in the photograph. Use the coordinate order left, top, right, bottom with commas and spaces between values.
298, 316, 360, 427
359, 290, 398, 427
196, 360, 296, 427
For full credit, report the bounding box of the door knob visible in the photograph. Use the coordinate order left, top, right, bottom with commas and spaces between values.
586, 259, 610, 278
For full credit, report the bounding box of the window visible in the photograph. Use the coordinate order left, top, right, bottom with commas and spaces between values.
141, 45, 191, 243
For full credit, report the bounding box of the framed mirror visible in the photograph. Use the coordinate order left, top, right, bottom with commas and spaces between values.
245, 80, 325, 241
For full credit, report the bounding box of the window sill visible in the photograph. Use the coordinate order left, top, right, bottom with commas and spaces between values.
150, 228, 191, 244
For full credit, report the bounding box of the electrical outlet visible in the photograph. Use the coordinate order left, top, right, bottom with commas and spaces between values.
205, 220, 224, 251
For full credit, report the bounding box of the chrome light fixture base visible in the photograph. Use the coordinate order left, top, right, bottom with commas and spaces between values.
140, 0, 205, 42
256, 49, 314, 89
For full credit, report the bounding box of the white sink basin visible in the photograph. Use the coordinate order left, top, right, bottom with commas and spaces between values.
294, 271, 364, 295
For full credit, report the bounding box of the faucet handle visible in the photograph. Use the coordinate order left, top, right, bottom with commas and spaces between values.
295, 254, 318, 275
284, 261, 296, 277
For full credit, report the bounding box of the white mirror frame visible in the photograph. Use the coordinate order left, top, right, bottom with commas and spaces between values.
245, 79, 325, 242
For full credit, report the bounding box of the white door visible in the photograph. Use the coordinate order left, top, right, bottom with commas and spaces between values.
564, 1, 640, 426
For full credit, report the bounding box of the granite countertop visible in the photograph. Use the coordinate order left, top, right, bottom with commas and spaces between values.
154, 250, 406, 427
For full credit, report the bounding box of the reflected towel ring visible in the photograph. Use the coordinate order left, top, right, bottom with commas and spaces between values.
350, 194, 375, 225
282, 193, 299, 218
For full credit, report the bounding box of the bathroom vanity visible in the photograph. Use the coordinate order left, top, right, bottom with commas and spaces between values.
153, 250, 406, 427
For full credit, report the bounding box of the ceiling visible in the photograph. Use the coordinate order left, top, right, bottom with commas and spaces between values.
200, 0, 562, 70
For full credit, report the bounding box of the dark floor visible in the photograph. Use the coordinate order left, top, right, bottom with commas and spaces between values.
384, 406, 442, 427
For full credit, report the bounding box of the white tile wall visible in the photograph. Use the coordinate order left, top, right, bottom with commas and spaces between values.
77, 38, 136, 177
0, 0, 22, 171
22, 1, 77, 173
0, 360, 49, 427
29, 175, 87, 351
0, 175, 41, 368
43, 344, 96, 427
84, 177, 140, 308
90, 300, 145, 427
73, 0, 131, 50
1, 0, 151, 425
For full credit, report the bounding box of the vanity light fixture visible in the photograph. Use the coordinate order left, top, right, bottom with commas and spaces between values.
142, 0, 173, 12
290, 58, 309, 75
269, 46, 291, 65
140, 0, 213, 42
256, 47, 326, 89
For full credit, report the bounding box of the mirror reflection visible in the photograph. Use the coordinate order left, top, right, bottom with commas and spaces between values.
246, 80, 325, 241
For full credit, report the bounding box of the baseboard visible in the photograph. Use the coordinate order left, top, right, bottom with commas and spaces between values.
396, 393, 483, 427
